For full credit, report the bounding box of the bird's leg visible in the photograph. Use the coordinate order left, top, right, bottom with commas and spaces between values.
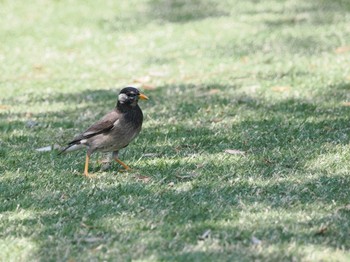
84, 153, 90, 176
115, 158, 131, 170
113, 150, 131, 171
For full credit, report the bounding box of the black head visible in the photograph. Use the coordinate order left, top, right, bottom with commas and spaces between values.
117, 86, 148, 107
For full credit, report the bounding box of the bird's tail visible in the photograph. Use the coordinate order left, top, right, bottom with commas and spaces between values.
58, 143, 84, 155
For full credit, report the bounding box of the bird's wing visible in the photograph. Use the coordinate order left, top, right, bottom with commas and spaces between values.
68, 110, 120, 144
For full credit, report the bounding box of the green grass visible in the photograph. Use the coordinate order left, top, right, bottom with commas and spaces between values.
1, 0, 350, 261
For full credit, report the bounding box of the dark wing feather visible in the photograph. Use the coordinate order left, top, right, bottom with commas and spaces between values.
68, 110, 120, 145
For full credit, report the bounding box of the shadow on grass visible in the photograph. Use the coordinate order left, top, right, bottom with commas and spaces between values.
102, 0, 350, 31
213, 0, 350, 58
147, 0, 229, 23
101, 0, 229, 32
1, 83, 350, 259
242, 0, 350, 26
1, 171, 349, 260
3, 82, 350, 176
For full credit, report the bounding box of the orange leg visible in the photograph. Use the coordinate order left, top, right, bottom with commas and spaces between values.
84, 153, 90, 176
115, 158, 131, 170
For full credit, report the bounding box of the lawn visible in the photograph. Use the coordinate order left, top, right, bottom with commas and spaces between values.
1, 0, 350, 261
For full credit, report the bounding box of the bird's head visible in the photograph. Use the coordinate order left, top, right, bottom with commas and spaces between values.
117, 86, 148, 107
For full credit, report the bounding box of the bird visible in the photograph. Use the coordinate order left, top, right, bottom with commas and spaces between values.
59, 86, 148, 176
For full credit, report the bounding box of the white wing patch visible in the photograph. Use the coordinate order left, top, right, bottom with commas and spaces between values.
113, 119, 120, 127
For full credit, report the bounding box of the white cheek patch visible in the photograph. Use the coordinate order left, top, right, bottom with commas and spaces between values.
118, 93, 129, 103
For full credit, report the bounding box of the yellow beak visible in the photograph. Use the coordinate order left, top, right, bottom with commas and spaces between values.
139, 93, 149, 100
